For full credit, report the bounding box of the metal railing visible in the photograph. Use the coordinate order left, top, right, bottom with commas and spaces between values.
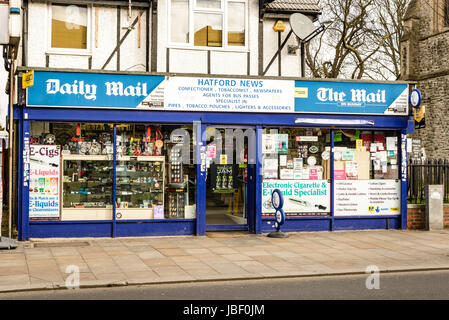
407, 159, 449, 204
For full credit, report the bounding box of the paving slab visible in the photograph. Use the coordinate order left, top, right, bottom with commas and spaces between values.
0, 229, 449, 293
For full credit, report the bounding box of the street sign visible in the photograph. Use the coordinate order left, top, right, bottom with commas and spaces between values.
414, 104, 425, 129
22, 70, 34, 89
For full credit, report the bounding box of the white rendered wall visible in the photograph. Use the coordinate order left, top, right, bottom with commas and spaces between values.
0, 62, 7, 127
119, 8, 147, 72
263, 17, 301, 77
26, 3, 147, 71
169, 49, 208, 74
210, 51, 247, 75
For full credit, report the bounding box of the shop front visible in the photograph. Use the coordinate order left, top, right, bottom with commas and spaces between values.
14, 69, 413, 239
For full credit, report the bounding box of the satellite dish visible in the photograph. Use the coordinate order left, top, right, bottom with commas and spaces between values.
289, 13, 315, 41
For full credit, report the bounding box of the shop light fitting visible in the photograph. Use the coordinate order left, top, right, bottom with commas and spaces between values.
294, 118, 374, 126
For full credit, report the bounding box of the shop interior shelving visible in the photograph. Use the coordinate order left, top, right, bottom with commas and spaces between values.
61, 154, 113, 220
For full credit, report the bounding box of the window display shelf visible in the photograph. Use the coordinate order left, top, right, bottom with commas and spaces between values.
62, 154, 110, 161
61, 156, 113, 220
115, 208, 155, 220
117, 155, 165, 162
61, 208, 113, 221
115, 156, 165, 216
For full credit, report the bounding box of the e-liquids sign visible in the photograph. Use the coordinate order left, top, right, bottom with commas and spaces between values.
262, 180, 330, 216
29, 145, 61, 219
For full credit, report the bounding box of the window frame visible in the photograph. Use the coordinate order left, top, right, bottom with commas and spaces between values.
167, 0, 248, 51
47, 2, 92, 55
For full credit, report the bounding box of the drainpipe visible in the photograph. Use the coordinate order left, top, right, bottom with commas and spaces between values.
8, 47, 14, 240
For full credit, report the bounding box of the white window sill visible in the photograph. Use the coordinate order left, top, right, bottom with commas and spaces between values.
167, 45, 249, 53
46, 50, 92, 57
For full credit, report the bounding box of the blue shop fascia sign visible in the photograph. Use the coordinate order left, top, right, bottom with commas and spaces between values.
26, 71, 409, 116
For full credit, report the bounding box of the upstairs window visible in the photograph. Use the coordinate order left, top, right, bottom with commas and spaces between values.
50, 3, 89, 51
169, 0, 247, 49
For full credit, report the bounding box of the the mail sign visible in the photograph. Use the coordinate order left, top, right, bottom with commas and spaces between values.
294, 80, 409, 115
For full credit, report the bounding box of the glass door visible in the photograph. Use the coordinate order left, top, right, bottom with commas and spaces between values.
204, 126, 255, 230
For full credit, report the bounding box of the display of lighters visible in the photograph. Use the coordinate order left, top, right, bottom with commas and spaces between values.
169, 147, 183, 184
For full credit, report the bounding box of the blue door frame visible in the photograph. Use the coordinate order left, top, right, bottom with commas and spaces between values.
202, 125, 256, 232
14, 106, 412, 239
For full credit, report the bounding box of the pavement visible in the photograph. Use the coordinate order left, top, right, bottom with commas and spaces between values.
1, 229, 449, 294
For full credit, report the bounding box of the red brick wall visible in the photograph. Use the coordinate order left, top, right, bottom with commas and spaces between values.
444, 207, 449, 228
407, 204, 449, 229
407, 205, 426, 229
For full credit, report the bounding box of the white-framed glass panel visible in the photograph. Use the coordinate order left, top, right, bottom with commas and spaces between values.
227, 1, 245, 46
50, 4, 88, 50
170, 0, 190, 43
168, 0, 247, 50
196, 0, 222, 9
194, 13, 223, 47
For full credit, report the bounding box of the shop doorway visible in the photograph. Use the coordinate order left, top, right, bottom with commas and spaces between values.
204, 127, 255, 231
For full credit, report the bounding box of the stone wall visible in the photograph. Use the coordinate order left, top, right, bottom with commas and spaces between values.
411, 74, 449, 158
401, 1, 449, 159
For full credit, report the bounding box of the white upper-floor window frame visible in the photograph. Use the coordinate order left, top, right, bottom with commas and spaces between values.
47, 1, 92, 55
168, 0, 249, 51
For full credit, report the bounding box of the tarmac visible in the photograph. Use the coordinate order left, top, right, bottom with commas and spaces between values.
1, 229, 449, 294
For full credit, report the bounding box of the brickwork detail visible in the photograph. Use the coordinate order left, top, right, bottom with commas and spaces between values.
407, 204, 449, 229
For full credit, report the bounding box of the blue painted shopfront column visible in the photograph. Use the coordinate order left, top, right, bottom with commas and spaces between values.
20, 117, 30, 241
255, 126, 263, 234
400, 129, 408, 230
195, 121, 206, 235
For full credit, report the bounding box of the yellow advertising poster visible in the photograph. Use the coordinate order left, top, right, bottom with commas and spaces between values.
294, 87, 308, 98
22, 70, 34, 89
220, 154, 227, 165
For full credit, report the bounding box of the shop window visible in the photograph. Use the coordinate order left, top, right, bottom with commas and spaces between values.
261, 128, 331, 217
170, 0, 190, 43
227, 2, 245, 46
194, 13, 223, 47
30, 122, 113, 221
50, 3, 89, 50
333, 130, 399, 180
29, 122, 196, 222
169, 0, 247, 49
333, 130, 401, 217
115, 124, 196, 220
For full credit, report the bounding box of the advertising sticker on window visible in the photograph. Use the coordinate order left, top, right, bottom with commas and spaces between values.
29, 145, 61, 219
262, 180, 330, 216
334, 180, 400, 216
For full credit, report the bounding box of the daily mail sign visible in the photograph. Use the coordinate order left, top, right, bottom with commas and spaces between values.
27, 71, 409, 116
